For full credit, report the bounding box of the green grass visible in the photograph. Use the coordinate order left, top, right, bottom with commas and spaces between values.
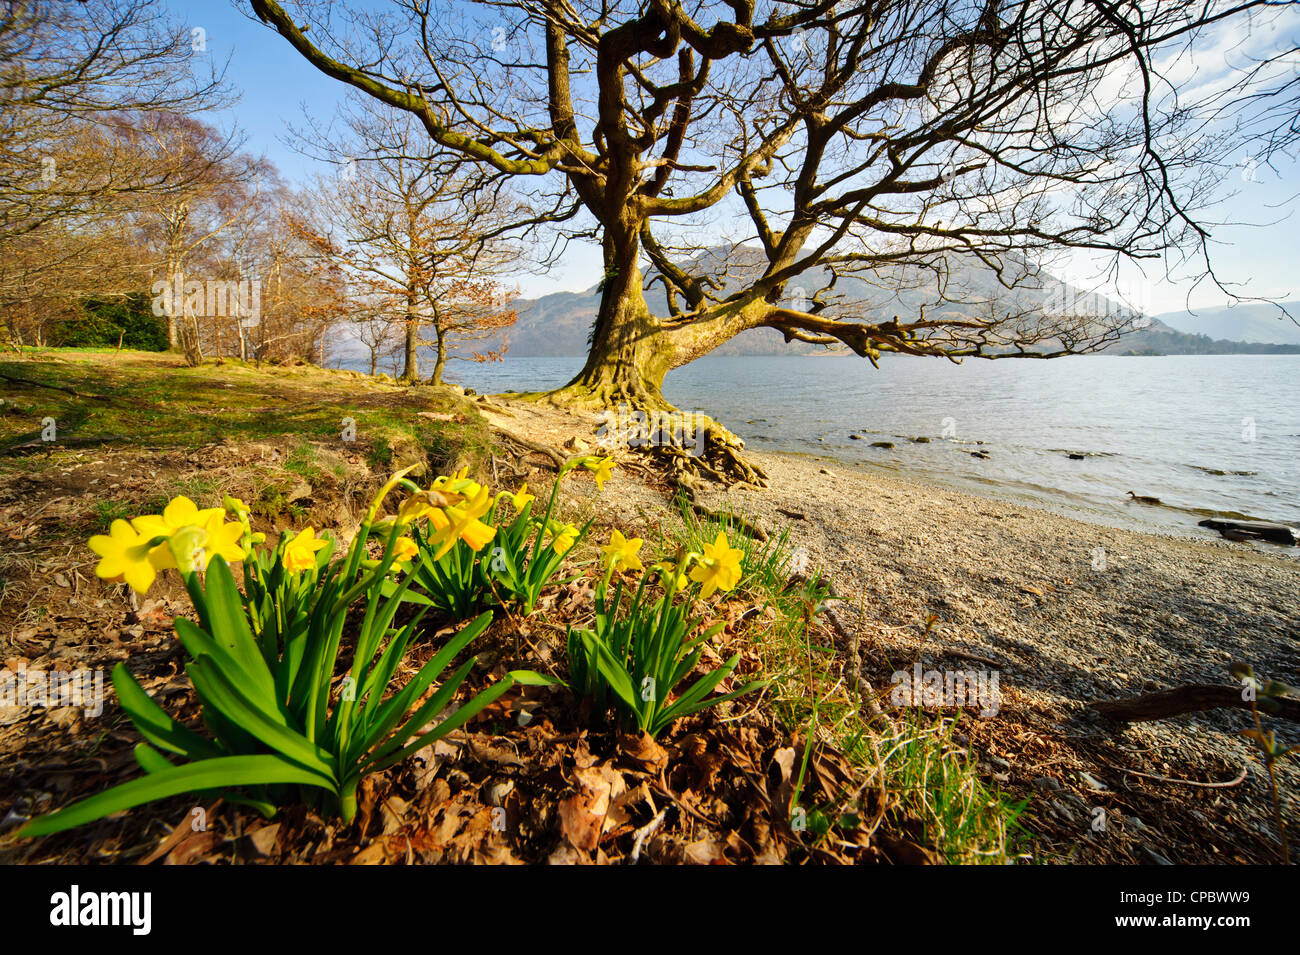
89, 500, 133, 531
0, 349, 494, 479
671, 495, 1027, 864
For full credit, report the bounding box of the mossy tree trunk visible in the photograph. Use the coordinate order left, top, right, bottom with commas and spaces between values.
430, 325, 447, 386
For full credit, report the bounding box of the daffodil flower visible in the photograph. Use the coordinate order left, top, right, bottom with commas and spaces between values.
201, 511, 247, 565
601, 529, 644, 572
88, 520, 163, 595
431, 466, 484, 499
583, 456, 615, 491
150, 519, 247, 573
507, 483, 535, 511
392, 535, 418, 564
131, 495, 225, 540
653, 560, 689, 592
166, 524, 211, 574
550, 522, 579, 556
368, 535, 419, 576
223, 495, 251, 522
427, 484, 497, 559
688, 531, 744, 599
283, 527, 329, 573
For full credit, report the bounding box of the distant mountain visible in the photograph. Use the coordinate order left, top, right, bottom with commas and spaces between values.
487, 282, 823, 357
495, 250, 1300, 357
1153, 301, 1300, 345
1098, 319, 1300, 356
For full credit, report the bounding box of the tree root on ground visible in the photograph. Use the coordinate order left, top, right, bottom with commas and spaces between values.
522, 385, 770, 492
492, 429, 566, 470
1090, 684, 1300, 724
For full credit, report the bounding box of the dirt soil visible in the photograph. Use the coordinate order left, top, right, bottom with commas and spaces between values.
0, 360, 916, 865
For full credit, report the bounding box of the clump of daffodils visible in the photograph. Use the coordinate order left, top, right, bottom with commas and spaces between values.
382, 466, 498, 558
598, 527, 743, 601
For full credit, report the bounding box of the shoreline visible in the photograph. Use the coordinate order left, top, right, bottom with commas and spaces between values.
482, 395, 1299, 861
754, 445, 1300, 551
690, 450, 1300, 861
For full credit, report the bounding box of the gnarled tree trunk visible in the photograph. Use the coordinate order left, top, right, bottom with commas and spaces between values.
546, 230, 768, 486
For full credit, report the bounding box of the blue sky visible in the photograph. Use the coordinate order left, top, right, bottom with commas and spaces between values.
188, 1, 1297, 314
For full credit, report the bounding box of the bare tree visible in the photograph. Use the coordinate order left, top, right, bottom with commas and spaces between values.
131, 114, 267, 355
298, 99, 522, 383
0, 0, 234, 345
249, 0, 1295, 481
0, 0, 232, 244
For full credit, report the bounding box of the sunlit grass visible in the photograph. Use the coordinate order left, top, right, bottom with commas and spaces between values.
672, 495, 1027, 863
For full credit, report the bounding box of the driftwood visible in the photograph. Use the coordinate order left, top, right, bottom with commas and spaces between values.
1091, 684, 1300, 724
1197, 518, 1298, 546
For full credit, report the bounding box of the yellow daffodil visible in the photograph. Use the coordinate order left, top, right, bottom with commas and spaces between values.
428, 484, 496, 559
508, 483, 535, 511
689, 531, 744, 599
398, 490, 456, 525
551, 522, 579, 556
283, 527, 329, 573
583, 456, 615, 491
88, 519, 162, 595
392, 535, 418, 564
601, 529, 644, 572
130, 495, 224, 540
107, 496, 246, 578
203, 512, 247, 562
223, 495, 250, 521
431, 466, 484, 499
165, 524, 210, 574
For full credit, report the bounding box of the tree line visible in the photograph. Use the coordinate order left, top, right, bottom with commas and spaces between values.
0, 0, 521, 383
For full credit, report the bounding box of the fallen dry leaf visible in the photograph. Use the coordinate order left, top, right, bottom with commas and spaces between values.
559, 764, 626, 851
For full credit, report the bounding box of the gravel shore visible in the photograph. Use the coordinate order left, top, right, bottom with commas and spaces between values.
695, 450, 1300, 862
484, 396, 1299, 862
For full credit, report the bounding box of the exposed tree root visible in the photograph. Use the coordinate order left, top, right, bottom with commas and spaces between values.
533, 383, 770, 491
491, 429, 566, 470
1090, 684, 1300, 724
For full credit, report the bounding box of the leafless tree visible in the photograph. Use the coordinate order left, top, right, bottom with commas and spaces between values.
296, 98, 523, 383
0, 0, 234, 344
131, 114, 268, 354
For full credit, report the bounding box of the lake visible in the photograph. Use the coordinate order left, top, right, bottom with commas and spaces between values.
348, 352, 1300, 540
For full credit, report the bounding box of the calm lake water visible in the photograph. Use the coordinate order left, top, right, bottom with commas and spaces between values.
355, 353, 1300, 540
